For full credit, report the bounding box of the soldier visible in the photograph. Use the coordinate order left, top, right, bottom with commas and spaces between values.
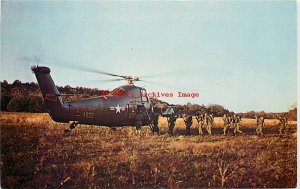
151, 108, 160, 134
233, 114, 243, 135
255, 115, 264, 136
228, 115, 233, 128
167, 113, 178, 136
135, 109, 143, 135
195, 112, 204, 135
222, 114, 230, 135
277, 116, 288, 136
210, 113, 214, 121
205, 113, 214, 135
183, 114, 193, 136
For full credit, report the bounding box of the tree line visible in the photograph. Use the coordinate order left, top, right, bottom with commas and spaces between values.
1, 80, 297, 121
1, 80, 109, 113
152, 98, 296, 120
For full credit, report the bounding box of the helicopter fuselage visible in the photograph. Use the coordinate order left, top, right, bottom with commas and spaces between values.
61, 88, 152, 126
32, 66, 152, 127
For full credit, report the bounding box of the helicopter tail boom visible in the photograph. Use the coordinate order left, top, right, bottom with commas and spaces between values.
31, 66, 69, 122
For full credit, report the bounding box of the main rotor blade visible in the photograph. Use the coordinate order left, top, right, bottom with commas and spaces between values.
139, 79, 178, 89
140, 79, 198, 92
65, 78, 124, 84
140, 70, 181, 79
20, 55, 127, 79
46, 58, 126, 78
98, 78, 124, 82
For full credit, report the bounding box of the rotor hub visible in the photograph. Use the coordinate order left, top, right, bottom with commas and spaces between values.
124, 76, 140, 85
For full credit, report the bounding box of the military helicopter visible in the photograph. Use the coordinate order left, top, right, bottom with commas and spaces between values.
31, 65, 160, 133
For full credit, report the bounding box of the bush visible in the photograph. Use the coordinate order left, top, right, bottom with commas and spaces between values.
26, 96, 47, 113
7, 96, 28, 112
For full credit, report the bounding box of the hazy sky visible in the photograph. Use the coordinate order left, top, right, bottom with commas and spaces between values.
1, 1, 297, 112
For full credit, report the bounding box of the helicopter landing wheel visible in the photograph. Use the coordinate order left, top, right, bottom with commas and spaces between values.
65, 121, 79, 132
64, 122, 79, 134
70, 122, 77, 130
70, 122, 78, 129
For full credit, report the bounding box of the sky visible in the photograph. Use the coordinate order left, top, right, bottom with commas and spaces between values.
1, 1, 297, 112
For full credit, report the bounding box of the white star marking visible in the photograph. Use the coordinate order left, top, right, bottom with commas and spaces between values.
110, 104, 125, 114
115, 104, 122, 113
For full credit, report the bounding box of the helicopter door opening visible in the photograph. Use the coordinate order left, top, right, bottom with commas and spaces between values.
127, 94, 139, 119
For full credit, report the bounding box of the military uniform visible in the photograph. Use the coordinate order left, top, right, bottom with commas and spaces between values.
222, 114, 230, 135
278, 116, 288, 136
228, 116, 233, 128
205, 113, 213, 135
196, 113, 204, 135
183, 115, 193, 136
135, 111, 143, 135
255, 115, 264, 136
233, 114, 243, 135
152, 112, 160, 134
167, 114, 178, 136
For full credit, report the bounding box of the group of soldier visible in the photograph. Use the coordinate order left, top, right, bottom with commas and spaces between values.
194, 113, 214, 135
253, 115, 288, 136
222, 113, 243, 135
161, 111, 289, 137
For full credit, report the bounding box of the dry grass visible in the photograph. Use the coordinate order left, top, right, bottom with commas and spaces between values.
0, 112, 297, 188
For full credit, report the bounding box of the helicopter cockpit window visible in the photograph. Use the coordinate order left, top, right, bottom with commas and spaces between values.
110, 87, 126, 96
140, 89, 148, 102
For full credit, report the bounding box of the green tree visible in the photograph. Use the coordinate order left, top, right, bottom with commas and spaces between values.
1, 87, 12, 111
207, 104, 229, 117
26, 96, 46, 113
7, 96, 28, 112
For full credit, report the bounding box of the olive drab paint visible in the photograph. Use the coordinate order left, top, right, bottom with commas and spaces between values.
32, 66, 154, 128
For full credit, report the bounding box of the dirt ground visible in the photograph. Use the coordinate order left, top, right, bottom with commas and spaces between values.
0, 112, 297, 188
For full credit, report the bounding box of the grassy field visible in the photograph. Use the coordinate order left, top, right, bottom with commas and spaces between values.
0, 112, 297, 188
